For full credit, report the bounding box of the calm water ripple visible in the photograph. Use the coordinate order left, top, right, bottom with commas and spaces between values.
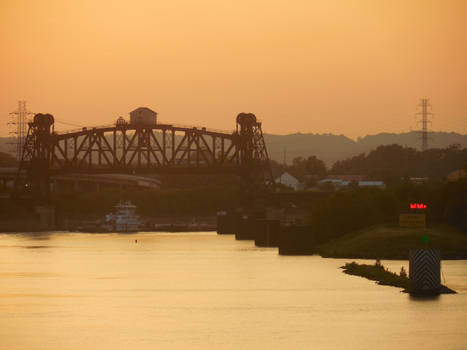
0, 232, 466, 350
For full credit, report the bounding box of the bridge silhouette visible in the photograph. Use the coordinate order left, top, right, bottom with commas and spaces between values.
14, 112, 273, 203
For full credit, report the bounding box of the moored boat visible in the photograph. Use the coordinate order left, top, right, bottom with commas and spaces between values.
105, 200, 142, 232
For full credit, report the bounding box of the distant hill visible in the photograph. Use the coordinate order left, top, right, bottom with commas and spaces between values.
265, 131, 467, 167
0, 137, 15, 158
0, 151, 16, 167
1, 131, 466, 167
355, 132, 467, 153
264, 133, 355, 167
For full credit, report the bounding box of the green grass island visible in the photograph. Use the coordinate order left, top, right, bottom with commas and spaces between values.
318, 224, 467, 260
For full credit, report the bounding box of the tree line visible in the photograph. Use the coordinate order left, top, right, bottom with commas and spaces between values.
271, 144, 467, 186
307, 179, 467, 239
331, 144, 467, 184
0, 151, 16, 167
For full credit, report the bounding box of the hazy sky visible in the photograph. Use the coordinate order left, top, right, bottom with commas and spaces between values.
1, 0, 466, 138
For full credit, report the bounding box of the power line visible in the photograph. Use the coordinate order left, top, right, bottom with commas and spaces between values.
54, 119, 85, 128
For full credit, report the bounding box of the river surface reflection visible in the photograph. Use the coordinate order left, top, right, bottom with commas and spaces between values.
0, 232, 466, 350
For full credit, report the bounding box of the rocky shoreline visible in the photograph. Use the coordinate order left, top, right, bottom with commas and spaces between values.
341, 261, 457, 294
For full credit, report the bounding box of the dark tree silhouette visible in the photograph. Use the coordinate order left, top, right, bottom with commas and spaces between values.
0, 152, 16, 167
288, 156, 327, 181
330, 144, 467, 184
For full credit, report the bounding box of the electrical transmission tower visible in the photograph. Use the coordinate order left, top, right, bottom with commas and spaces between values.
8, 101, 34, 161
415, 98, 433, 152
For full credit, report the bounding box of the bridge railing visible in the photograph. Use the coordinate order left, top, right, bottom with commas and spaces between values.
165, 122, 235, 135
52, 122, 236, 136
53, 124, 115, 135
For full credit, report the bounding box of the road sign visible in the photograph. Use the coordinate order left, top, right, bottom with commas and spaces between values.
400, 214, 426, 227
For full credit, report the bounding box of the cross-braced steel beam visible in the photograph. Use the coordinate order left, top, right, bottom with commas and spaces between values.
14, 113, 274, 204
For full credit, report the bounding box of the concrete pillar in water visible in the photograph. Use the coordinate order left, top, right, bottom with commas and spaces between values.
278, 225, 315, 255
409, 248, 441, 295
73, 178, 79, 192
235, 215, 256, 240
255, 219, 280, 247
35, 205, 55, 230
216, 211, 237, 234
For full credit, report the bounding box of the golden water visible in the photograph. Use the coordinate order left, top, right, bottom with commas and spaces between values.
0, 232, 466, 350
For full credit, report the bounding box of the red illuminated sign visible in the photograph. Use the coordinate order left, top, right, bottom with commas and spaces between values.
410, 203, 427, 209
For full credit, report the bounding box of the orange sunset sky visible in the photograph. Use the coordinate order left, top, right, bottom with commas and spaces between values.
1, 0, 466, 138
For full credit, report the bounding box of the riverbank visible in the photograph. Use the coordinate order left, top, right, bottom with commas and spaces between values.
0, 215, 217, 233
341, 261, 456, 294
318, 224, 467, 260
71, 223, 216, 233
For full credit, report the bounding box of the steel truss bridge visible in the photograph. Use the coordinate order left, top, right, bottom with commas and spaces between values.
14, 113, 273, 203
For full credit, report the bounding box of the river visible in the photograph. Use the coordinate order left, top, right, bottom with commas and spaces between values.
0, 232, 466, 350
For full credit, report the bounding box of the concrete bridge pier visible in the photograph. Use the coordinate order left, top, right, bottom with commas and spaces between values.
254, 219, 280, 247
235, 215, 256, 240
278, 225, 316, 255
35, 205, 55, 230
216, 211, 238, 234
234, 211, 266, 240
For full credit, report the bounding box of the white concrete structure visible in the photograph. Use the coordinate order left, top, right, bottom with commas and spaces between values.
358, 181, 385, 188
318, 178, 385, 189
275, 172, 302, 191
130, 107, 157, 125
318, 178, 349, 187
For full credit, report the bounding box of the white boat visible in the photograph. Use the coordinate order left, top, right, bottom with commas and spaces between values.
104, 200, 142, 232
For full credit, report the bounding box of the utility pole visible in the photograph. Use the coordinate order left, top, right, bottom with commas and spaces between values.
415, 98, 433, 152
8, 101, 33, 161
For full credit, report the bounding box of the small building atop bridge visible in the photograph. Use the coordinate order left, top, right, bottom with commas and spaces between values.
130, 107, 157, 125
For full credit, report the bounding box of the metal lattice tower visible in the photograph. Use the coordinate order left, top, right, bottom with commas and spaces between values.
416, 98, 433, 152
8, 101, 33, 161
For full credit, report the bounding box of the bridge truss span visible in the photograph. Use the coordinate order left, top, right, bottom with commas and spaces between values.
50, 124, 240, 174
15, 112, 273, 202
